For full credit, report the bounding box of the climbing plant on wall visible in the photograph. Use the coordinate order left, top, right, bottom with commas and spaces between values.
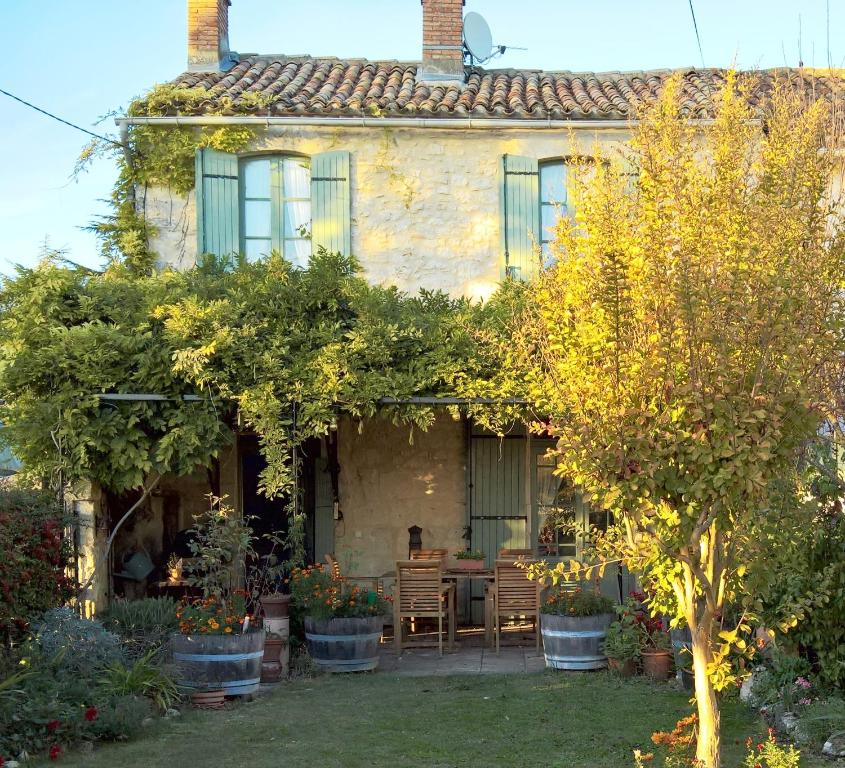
0, 247, 526, 564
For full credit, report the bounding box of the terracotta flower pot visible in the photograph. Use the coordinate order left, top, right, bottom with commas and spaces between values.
607, 656, 636, 677
191, 689, 226, 710
451, 559, 485, 570
261, 594, 291, 619
642, 649, 672, 681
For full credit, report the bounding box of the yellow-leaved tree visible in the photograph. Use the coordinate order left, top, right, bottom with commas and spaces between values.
519, 73, 845, 767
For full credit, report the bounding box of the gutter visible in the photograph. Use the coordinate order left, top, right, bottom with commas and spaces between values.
116, 115, 654, 131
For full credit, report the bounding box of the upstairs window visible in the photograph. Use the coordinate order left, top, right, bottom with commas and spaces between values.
539, 161, 569, 265
241, 156, 311, 266
196, 148, 351, 264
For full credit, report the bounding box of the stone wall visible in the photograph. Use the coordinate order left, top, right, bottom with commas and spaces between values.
146, 124, 630, 298
334, 414, 466, 577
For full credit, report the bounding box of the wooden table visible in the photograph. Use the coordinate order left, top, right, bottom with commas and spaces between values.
441, 569, 496, 646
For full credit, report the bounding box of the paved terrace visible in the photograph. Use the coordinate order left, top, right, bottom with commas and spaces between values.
378, 625, 546, 676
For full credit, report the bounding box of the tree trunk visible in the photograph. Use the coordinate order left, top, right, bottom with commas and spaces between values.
691, 627, 721, 768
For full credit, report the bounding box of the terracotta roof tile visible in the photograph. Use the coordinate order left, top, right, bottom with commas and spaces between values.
162, 57, 845, 120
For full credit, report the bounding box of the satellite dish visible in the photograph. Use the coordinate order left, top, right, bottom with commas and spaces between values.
463, 12, 494, 63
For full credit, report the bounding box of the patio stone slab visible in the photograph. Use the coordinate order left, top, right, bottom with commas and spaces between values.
377, 644, 545, 677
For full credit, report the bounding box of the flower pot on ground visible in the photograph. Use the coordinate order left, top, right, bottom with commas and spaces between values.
260, 593, 291, 619
642, 648, 672, 680
261, 633, 287, 682
639, 612, 672, 681
451, 551, 486, 570
540, 587, 615, 671
607, 657, 637, 677
291, 565, 391, 673
190, 689, 226, 710
604, 606, 641, 677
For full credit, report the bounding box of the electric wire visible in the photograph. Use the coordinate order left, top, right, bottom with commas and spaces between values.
0, 86, 123, 148
687, 0, 706, 69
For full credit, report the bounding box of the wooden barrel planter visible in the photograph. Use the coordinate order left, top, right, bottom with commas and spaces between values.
172, 629, 265, 696
304, 616, 384, 672
541, 613, 614, 671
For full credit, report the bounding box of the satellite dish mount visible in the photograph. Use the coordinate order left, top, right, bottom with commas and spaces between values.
463, 11, 526, 65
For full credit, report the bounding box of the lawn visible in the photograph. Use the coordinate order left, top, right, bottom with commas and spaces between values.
53, 672, 823, 768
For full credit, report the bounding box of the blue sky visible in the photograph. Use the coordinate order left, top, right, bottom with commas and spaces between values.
0, 0, 841, 273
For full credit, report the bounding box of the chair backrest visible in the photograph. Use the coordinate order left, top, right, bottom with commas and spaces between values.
410, 548, 448, 563
494, 559, 540, 613
395, 560, 444, 613
498, 548, 534, 559
324, 554, 342, 581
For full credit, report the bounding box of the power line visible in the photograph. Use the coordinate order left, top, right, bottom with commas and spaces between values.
0, 87, 123, 148
687, 0, 705, 69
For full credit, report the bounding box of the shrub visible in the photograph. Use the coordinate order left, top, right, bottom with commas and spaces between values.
98, 649, 181, 713
540, 587, 614, 617
793, 696, 845, 749
88, 694, 152, 741
0, 489, 74, 644
99, 597, 178, 657
740, 730, 800, 768
605, 611, 641, 661
289, 565, 391, 620
33, 608, 124, 677
0, 648, 99, 760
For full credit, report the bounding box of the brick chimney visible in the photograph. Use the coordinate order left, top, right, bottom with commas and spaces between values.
418, 0, 466, 83
187, 0, 231, 72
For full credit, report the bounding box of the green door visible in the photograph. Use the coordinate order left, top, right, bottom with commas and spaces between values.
468, 432, 529, 622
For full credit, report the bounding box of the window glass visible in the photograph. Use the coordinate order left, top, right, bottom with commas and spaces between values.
243, 200, 271, 238
241, 156, 311, 263
539, 160, 572, 266
536, 452, 577, 558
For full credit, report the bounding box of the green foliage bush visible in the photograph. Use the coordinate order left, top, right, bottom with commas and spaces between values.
762, 510, 845, 689
0, 646, 100, 761
88, 694, 153, 742
0, 489, 74, 643
99, 597, 179, 657
794, 696, 845, 750
541, 587, 614, 617
33, 608, 124, 677
98, 649, 180, 713
0, 251, 525, 566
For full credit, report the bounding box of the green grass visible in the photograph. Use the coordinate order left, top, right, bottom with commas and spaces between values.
52, 672, 825, 768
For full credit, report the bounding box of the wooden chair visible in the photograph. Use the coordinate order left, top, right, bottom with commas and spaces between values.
393, 560, 455, 655
498, 548, 534, 559
493, 559, 542, 654
409, 548, 449, 563
324, 554, 383, 595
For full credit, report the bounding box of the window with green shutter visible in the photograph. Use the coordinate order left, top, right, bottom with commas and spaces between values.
500, 154, 540, 281
196, 149, 351, 264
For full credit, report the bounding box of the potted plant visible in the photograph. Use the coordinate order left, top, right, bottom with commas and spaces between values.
639, 613, 672, 681
290, 564, 391, 672
540, 586, 615, 670
171, 497, 265, 699
451, 550, 486, 570
604, 603, 641, 677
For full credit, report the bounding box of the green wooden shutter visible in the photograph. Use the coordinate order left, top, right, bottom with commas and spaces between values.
310, 150, 351, 256
500, 154, 540, 281
195, 148, 240, 258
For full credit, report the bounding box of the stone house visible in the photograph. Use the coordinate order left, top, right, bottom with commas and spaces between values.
81, 0, 843, 615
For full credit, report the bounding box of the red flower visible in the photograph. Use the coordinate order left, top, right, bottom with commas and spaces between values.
49, 743, 62, 760
1, 754, 5, 767
47, 719, 61, 732
84, 706, 98, 722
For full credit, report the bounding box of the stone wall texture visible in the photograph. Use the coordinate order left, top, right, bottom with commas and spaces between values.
147, 125, 630, 300
334, 415, 466, 577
